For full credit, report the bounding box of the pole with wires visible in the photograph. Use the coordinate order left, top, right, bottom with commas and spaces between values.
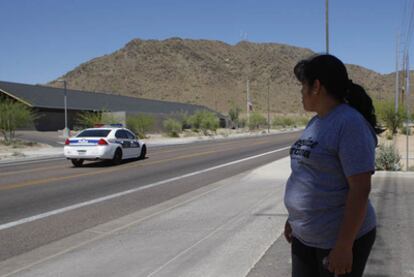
405, 52, 410, 171
395, 34, 400, 112
325, 0, 329, 54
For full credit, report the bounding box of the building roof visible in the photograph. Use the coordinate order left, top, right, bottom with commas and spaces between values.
0, 80, 215, 115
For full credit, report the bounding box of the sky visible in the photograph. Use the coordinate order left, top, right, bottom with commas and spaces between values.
0, 0, 412, 85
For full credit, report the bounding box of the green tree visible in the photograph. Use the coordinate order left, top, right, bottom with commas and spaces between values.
272, 115, 309, 128
171, 111, 190, 129
228, 105, 241, 127
248, 112, 267, 130
188, 110, 219, 135
163, 118, 182, 137
0, 99, 37, 144
127, 114, 155, 139
76, 110, 117, 128
374, 100, 406, 135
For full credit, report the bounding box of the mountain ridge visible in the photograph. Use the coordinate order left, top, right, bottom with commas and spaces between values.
48, 37, 398, 114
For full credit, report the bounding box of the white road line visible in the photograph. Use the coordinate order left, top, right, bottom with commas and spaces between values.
0, 146, 290, 231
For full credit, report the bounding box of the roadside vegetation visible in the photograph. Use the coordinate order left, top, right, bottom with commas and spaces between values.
375, 144, 401, 171
163, 118, 182, 137
373, 99, 413, 171
0, 99, 37, 145
272, 115, 309, 128
75, 110, 118, 129
374, 100, 407, 138
187, 110, 219, 135
126, 114, 155, 139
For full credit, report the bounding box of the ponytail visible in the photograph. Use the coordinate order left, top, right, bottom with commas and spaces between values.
345, 82, 382, 134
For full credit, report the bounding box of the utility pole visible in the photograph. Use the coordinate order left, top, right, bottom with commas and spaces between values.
267, 80, 270, 133
405, 52, 410, 171
246, 79, 251, 121
396, 34, 400, 112
57, 79, 69, 138
325, 0, 329, 54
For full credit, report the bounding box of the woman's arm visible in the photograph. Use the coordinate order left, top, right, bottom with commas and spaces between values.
327, 172, 372, 275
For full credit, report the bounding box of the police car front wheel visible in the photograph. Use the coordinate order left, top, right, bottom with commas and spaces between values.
139, 145, 147, 160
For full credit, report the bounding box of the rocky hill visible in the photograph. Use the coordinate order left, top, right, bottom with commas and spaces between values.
48, 38, 401, 114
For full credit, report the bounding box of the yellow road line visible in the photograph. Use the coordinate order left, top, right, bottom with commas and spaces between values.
0, 164, 65, 177
0, 138, 274, 191
0, 149, 218, 191
0, 138, 271, 177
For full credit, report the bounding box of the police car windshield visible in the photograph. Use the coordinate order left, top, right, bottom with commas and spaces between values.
77, 129, 111, 137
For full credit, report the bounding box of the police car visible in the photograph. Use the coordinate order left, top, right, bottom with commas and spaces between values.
63, 124, 146, 167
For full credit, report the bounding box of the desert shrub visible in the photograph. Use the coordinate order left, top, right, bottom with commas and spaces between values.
0, 99, 37, 144
163, 118, 182, 137
126, 114, 155, 139
272, 115, 309, 128
272, 116, 294, 128
228, 105, 241, 127
76, 111, 117, 128
170, 111, 191, 129
248, 112, 267, 130
238, 118, 247, 128
375, 144, 401, 171
374, 100, 406, 135
188, 110, 219, 135
400, 126, 412, 135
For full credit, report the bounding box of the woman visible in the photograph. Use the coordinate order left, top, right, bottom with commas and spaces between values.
284, 54, 381, 277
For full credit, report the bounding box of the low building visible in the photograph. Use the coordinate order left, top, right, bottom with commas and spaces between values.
0, 80, 226, 131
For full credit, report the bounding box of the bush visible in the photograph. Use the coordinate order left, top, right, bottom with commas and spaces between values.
375, 144, 401, 171
188, 110, 219, 135
374, 100, 406, 135
76, 111, 117, 128
163, 118, 182, 137
248, 112, 267, 130
126, 114, 155, 139
272, 115, 309, 128
400, 126, 412, 135
228, 105, 241, 127
0, 99, 37, 144
169, 111, 191, 129
272, 116, 294, 128
238, 118, 247, 128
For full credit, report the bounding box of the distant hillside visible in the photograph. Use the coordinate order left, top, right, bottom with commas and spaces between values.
48, 38, 403, 114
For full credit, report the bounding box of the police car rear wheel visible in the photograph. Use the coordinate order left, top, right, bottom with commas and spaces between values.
139, 145, 146, 160
112, 148, 123, 165
71, 159, 84, 167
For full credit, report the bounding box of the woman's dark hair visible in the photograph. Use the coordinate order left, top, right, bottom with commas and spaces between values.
294, 54, 382, 134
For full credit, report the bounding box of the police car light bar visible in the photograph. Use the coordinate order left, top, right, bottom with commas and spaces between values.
93, 123, 124, 128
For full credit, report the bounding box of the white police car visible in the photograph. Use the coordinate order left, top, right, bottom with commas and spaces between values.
64, 125, 146, 167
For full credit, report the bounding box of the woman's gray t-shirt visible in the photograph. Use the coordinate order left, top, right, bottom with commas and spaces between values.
284, 103, 377, 249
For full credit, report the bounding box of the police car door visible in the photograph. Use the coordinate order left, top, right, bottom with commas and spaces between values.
125, 130, 140, 157
115, 130, 133, 158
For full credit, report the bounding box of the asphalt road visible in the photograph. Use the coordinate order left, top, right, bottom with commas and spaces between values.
0, 131, 300, 262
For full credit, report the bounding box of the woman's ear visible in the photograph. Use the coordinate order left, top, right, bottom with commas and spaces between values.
312, 79, 321, 94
